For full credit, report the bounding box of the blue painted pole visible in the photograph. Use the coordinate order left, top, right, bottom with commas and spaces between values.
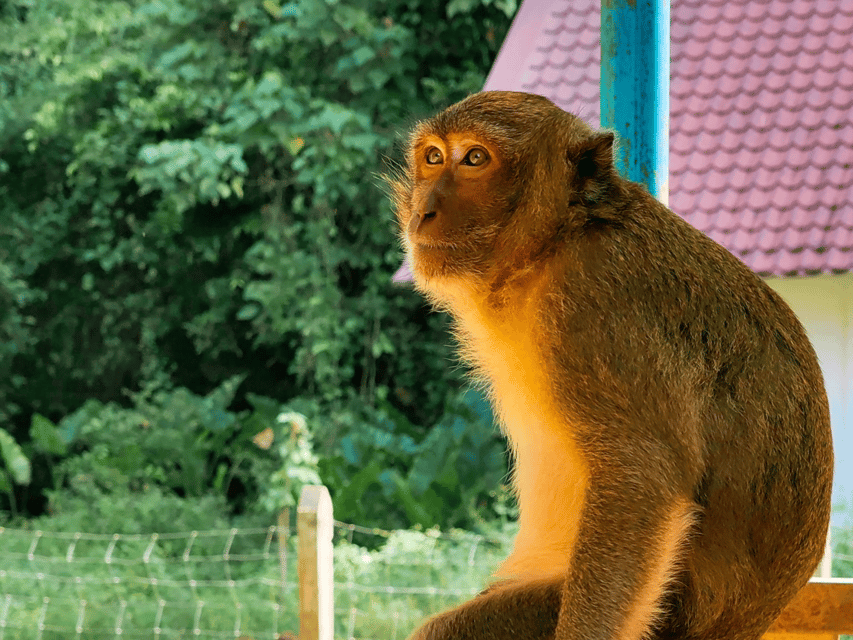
600, 0, 670, 204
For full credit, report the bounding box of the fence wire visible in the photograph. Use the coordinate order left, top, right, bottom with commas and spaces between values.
0, 521, 844, 640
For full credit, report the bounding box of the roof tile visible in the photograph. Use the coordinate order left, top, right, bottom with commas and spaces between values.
771, 187, 796, 211
827, 247, 852, 271
672, 192, 697, 214
706, 171, 729, 193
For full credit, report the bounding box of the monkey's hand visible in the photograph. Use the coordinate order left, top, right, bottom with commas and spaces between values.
408, 577, 561, 640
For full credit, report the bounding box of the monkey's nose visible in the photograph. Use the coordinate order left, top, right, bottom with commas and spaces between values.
408, 210, 438, 238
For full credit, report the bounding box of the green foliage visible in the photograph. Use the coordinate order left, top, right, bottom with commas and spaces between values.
832, 512, 853, 579
29, 368, 508, 535
0, 261, 34, 426
244, 396, 323, 512
0, 428, 31, 500
333, 527, 513, 637
43, 485, 233, 539
1, 412, 70, 514
29, 414, 68, 456
0, 0, 516, 529
326, 389, 509, 530
834, 535, 852, 577
42, 376, 324, 527
52, 377, 240, 500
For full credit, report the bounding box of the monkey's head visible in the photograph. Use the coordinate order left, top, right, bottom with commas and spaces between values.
388, 91, 620, 301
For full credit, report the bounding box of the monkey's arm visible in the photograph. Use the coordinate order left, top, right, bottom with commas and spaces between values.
554, 470, 695, 640
410, 461, 694, 640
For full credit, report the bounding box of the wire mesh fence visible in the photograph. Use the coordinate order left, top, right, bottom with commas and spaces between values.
0, 512, 509, 639
0, 490, 849, 640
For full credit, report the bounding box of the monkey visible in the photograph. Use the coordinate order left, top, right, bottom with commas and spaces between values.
386, 91, 833, 640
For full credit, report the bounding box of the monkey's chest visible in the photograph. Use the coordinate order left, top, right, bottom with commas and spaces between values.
461, 313, 589, 579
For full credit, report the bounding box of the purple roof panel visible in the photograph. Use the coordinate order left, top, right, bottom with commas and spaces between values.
482, 0, 853, 277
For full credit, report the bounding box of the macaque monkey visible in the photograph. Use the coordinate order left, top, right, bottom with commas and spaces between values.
387, 91, 833, 640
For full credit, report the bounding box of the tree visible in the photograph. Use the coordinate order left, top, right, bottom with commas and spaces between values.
0, 0, 516, 526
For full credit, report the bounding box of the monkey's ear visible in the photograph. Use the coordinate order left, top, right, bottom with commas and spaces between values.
568, 131, 616, 204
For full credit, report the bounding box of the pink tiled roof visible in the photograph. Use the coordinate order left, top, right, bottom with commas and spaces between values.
483, 0, 853, 277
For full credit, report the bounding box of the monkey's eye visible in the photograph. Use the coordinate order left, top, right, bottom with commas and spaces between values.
425, 148, 443, 165
463, 148, 489, 166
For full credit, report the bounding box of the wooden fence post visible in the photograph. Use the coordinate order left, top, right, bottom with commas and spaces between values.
298, 485, 334, 640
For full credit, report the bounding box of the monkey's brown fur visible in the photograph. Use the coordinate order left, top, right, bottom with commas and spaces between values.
388, 91, 833, 640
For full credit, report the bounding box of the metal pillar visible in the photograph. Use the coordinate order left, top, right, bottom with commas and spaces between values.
600, 0, 670, 204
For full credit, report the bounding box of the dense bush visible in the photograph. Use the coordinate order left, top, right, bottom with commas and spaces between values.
0, 0, 516, 526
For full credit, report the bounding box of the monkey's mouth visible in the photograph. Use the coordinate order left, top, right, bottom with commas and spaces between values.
408, 243, 466, 277
407, 225, 452, 247
411, 240, 465, 256
411, 237, 451, 248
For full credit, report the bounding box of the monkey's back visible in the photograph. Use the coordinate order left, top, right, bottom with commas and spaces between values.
545, 183, 833, 640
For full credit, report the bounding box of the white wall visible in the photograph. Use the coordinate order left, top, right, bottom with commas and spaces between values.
765, 272, 853, 512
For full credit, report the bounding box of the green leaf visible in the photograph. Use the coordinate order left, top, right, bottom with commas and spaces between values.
0, 428, 31, 485
339, 435, 360, 465
158, 42, 195, 69
31, 413, 68, 455
0, 470, 11, 495
58, 399, 105, 443
263, 0, 282, 18
236, 303, 260, 320
107, 444, 143, 473
389, 470, 436, 527
245, 393, 282, 425
408, 425, 453, 496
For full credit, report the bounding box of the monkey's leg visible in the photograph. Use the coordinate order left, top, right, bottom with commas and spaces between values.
409, 576, 562, 640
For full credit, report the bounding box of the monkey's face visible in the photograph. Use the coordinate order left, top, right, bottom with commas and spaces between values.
400, 131, 509, 283
390, 91, 620, 297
